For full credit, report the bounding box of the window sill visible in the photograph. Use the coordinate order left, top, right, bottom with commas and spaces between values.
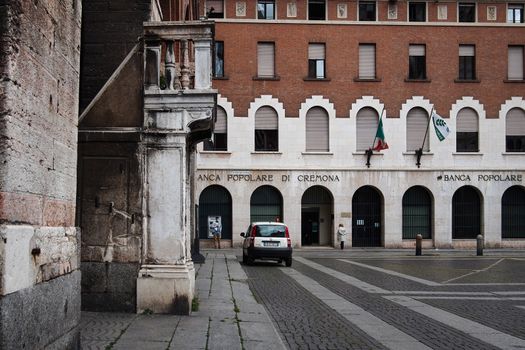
251, 151, 282, 154
252, 76, 280, 81
405, 78, 431, 83
302, 151, 333, 155
454, 79, 480, 83
402, 152, 434, 155
352, 152, 384, 156
504, 79, 525, 83
453, 152, 482, 155
353, 77, 382, 82
502, 152, 525, 155
200, 150, 231, 154
303, 77, 331, 82
212, 76, 229, 80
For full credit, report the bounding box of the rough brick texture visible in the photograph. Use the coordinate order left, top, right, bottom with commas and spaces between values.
0, 0, 81, 226
80, 0, 152, 111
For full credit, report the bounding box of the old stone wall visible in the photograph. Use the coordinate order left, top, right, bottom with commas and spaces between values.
80, 0, 152, 111
0, 0, 81, 348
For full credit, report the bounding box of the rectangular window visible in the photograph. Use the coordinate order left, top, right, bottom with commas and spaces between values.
204, 107, 228, 151
308, 0, 326, 20
359, 44, 376, 79
409, 2, 426, 22
214, 41, 224, 78
508, 3, 524, 23
408, 45, 426, 80
508, 46, 524, 80
359, 1, 376, 21
458, 3, 476, 22
207, 0, 224, 18
257, 42, 275, 78
458, 45, 476, 80
258, 0, 275, 19
308, 43, 325, 79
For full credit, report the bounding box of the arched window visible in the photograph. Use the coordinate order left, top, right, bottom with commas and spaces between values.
255, 106, 278, 151
305, 107, 329, 152
506, 107, 525, 152
402, 186, 432, 239
456, 107, 478, 152
502, 186, 525, 238
198, 185, 232, 239
204, 106, 227, 151
407, 107, 429, 152
250, 185, 283, 222
452, 186, 482, 239
356, 107, 378, 151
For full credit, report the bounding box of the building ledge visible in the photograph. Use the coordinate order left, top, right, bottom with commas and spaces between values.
302, 151, 333, 155
502, 152, 525, 155
199, 150, 232, 154
252, 76, 281, 81
353, 77, 381, 82
251, 151, 283, 154
402, 152, 434, 155
303, 77, 331, 82
504, 79, 525, 83
454, 79, 480, 83
452, 152, 483, 155
404, 78, 431, 83
352, 152, 384, 156
213, 76, 229, 80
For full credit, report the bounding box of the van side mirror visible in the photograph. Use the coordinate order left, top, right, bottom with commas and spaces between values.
240, 232, 245, 237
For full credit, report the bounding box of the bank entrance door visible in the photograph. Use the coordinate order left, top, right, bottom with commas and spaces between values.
301, 209, 320, 245
352, 186, 382, 247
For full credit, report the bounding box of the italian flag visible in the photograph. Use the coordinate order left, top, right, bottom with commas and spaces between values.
372, 116, 389, 151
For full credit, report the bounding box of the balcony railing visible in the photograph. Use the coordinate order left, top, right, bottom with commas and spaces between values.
143, 21, 214, 92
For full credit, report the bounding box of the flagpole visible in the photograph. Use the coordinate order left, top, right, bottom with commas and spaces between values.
416, 107, 433, 168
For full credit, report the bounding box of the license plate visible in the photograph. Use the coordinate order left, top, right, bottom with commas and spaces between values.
263, 242, 279, 247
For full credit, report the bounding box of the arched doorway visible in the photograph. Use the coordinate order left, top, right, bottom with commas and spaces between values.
402, 186, 433, 239
502, 186, 525, 238
198, 185, 232, 240
452, 186, 482, 239
301, 186, 333, 246
250, 185, 283, 222
352, 186, 383, 247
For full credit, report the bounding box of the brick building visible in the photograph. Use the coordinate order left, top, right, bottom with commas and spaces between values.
195, 0, 525, 249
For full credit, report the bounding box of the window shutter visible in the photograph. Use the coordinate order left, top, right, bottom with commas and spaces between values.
508, 46, 524, 80
255, 106, 278, 130
215, 106, 227, 133
457, 108, 478, 132
507, 108, 525, 136
308, 44, 325, 60
356, 107, 378, 151
207, 0, 223, 12
359, 44, 375, 79
257, 43, 275, 77
306, 107, 329, 152
407, 107, 429, 151
409, 45, 425, 56
459, 45, 475, 56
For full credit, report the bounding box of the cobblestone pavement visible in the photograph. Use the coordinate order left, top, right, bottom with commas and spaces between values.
242, 250, 525, 350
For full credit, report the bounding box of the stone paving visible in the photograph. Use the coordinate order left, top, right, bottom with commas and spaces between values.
81, 249, 525, 350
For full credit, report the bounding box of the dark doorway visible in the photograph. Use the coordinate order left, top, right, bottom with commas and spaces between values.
301, 209, 320, 245
198, 185, 232, 240
452, 186, 481, 239
402, 186, 432, 239
352, 186, 382, 247
250, 185, 283, 222
502, 186, 525, 238
301, 186, 333, 246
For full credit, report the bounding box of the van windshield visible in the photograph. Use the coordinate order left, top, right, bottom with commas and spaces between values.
255, 225, 286, 238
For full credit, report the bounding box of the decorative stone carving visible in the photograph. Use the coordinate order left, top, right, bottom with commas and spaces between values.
337, 3, 347, 19
287, 2, 297, 17
437, 5, 447, 20
487, 6, 497, 21
236, 2, 246, 17
388, 4, 397, 20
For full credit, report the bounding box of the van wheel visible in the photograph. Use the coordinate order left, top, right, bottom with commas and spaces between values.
285, 258, 292, 267
247, 256, 255, 265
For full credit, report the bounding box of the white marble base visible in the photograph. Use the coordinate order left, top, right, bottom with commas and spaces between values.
136, 262, 195, 315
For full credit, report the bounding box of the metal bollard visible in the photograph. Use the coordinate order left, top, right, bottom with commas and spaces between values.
415, 234, 422, 256
476, 234, 484, 256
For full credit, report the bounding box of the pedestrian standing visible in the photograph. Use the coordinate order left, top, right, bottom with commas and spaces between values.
337, 223, 346, 250
211, 217, 222, 249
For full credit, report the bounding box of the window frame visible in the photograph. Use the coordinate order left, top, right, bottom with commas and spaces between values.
203, 106, 228, 151
508, 45, 524, 81
358, 43, 376, 80
408, 2, 427, 22
307, 43, 326, 79
308, 0, 326, 20
506, 107, 525, 152
257, 0, 275, 20
213, 41, 225, 78
408, 44, 427, 80
256, 42, 276, 79
507, 3, 524, 23
254, 106, 279, 152
358, 1, 377, 21
458, 2, 476, 22
458, 44, 476, 81
456, 108, 479, 152
207, 0, 224, 18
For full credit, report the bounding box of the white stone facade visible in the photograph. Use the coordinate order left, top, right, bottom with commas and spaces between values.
196, 95, 525, 249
